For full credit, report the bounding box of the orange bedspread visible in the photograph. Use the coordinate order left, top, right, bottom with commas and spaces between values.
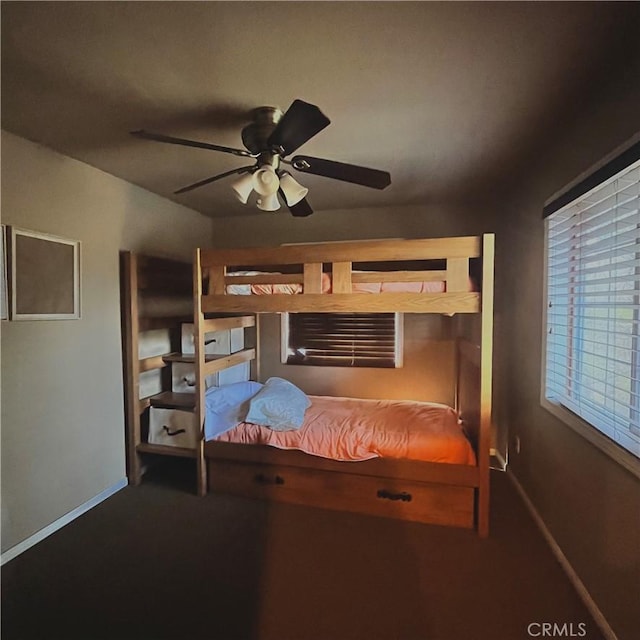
214, 395, 476, 465
226, 272, 473, 295
226, 274, 450, 295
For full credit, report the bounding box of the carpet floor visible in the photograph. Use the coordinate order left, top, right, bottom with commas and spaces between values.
2, 462, 604, 640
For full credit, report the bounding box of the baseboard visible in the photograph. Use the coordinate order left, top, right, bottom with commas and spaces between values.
508, 472, 617, 640
1, 477, 128, 566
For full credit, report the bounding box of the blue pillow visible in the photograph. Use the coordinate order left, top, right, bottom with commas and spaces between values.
204, 380, 263, 440
245, 377, 311, 431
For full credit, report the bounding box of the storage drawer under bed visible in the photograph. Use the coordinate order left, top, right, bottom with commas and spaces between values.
208, 460, 474, 529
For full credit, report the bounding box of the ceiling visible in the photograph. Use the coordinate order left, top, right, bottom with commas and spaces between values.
2, 1, 638, 218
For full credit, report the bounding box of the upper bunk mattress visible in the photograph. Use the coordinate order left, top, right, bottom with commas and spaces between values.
225, 272, 470, 295
213, 394, 476, 465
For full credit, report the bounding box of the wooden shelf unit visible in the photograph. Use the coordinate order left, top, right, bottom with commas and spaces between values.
121, 250, 258, 492
120, 251, 196, 484
149, 391, 196, 410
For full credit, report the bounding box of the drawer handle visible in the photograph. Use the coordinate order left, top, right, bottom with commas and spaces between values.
377, 489, 412, 502
204, 338, 217, 345
162, 425, 186, 437
182, 377, 196, 387
254, 473, 285, 486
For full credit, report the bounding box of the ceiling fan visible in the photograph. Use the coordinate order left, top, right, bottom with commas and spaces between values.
131, 99, 391, 217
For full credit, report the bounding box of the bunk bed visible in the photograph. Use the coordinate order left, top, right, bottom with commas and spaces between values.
192, 235, 495, 537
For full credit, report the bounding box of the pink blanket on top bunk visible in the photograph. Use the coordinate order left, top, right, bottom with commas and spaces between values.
226, 272, 472, 295
214, 394, 476, 465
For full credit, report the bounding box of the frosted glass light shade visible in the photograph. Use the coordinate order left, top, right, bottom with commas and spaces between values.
256, 193, 281, 212
252, 166, 280, 196
279, 173, 308, 206
231, 173, 255, 204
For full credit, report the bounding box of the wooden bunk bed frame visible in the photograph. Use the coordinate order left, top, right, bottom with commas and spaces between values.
192, 234, 495, 537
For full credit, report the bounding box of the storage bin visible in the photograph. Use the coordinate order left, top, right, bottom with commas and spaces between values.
171, 363, 217, 393
181, 324, 244, 355
148, 407, 198, 449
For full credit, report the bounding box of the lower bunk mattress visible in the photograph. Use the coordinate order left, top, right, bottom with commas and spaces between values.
212, 394, 476, 466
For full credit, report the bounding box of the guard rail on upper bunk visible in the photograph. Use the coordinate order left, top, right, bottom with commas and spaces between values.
196, 234, 494, 315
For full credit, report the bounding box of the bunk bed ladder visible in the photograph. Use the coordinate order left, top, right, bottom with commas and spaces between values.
193, 248, 259, 496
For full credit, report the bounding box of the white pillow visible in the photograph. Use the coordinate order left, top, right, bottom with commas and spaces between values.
245, 377, 310, 431
204, 381, 263, 440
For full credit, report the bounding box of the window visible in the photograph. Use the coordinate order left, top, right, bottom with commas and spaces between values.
543, 140, 640, 469
282, 312, 402, 368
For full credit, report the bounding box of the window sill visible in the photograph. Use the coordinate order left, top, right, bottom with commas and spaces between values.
541, 397, 640, 480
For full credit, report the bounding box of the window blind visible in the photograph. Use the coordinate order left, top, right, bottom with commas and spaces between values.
285, 313, 401, 368
545, 157, 640, 459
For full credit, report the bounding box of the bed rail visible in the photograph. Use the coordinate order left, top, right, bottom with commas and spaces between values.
197, 235, 490, 314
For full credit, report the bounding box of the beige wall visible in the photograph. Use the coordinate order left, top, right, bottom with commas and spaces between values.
209, 201, 494, 248
259, 313, 457, 405
496, 59, 640, 638
1, 131, 212, 553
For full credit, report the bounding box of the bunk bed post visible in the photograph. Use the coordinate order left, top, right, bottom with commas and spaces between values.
252, 313, 261, 383
303, 263, 323, 293
194, 248, 207, 496
478, 233, 495, 538
453, 336, 461, 415
120, 251, 143, 485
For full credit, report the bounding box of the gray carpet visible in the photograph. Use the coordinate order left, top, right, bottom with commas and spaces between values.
2, 462, 603, 640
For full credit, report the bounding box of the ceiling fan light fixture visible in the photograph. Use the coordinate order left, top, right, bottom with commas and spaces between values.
279, 172, 308, 206
231, 172, 255, 204
252, 165, 280, 196
256, 193, 281, 212
132, 99, 390, 217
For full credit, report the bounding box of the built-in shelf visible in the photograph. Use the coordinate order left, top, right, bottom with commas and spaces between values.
162, 352, 218, 364
162, 348, 256, 376
202, 315, 255, 332
139, 315, 193, 332
149, 391, 196, 410
137, 442, 197, 459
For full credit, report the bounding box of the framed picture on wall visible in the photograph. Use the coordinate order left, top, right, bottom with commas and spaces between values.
1, 225, 7, 320
9, 227, 81, 320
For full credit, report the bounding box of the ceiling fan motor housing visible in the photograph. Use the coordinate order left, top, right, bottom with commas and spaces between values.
241, 106, 283, 154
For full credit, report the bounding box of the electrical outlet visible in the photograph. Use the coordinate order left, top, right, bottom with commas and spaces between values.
514, 436, 521, 455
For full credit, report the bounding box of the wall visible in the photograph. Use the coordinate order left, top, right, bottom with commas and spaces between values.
259, 313, 457, 405
497, 57, 640, 639
208, 202, 493, 249
1, 131, 212, 553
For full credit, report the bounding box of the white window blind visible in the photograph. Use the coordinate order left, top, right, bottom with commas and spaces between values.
545, 157, 640, 459
284, 313, 402, 368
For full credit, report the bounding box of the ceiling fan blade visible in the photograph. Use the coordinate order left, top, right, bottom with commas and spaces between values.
174, 166, 255, 195
289, 198, 314, 217
131, 130, 255, 158
291, 155, 391, 189
267, 100, 330, 156
279, 189, 314, 217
